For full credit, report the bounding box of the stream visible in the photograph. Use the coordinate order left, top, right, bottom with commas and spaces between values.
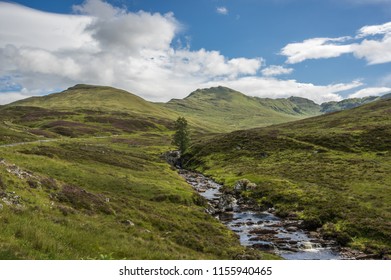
179, 169, 344, 260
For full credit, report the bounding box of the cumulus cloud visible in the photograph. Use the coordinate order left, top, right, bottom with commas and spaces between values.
281, 21, 391, 65
0, 2, 92, 51
351, 34, 391, 64
261, 65, 294, 76
216, 7, 229, 15
0, 0, 364, 105
357, 22, 391, 38
348, 87, 391, 98
281, 37, 353, 64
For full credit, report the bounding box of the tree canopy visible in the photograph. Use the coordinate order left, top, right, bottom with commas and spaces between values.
172, 117, 190, 154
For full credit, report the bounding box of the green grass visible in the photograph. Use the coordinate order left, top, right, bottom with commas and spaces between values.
0, 133, 277, 260
162, 86, 320, 132
184, 98, 391, 257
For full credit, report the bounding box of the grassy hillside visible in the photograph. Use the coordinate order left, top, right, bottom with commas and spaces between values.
163, 86, 320, 131
184, 98, 391, 257
0, 85, 278, 260
320, 92, 391, 113
12, 84, 173, 118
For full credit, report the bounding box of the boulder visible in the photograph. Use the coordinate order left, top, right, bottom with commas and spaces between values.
234, 179, 257, 193
164, 150, 181, 167
217, 194, 237, 212
252, 243, 274, 250
249, 228, 278, 235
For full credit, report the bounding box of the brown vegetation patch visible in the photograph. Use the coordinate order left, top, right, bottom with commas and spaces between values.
85, 116, 157, 132
42, 121, 100, 137
28, 129, 58, 138
55, 184, 113, 215
0, 106, 75, 122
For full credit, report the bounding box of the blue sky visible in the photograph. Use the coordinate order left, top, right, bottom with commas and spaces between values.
1, 0, 391, 104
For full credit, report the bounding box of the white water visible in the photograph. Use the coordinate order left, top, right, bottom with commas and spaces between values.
180, 170, 342, 260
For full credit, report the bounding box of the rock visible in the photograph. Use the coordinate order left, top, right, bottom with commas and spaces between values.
234, 179, 257, 193
121, 220, 135, 226
249, 237, 268, 242
252, 243, 274, 250
267, 207, 276, 213
217, 194, 236, 212
0, 203, 3, 210
286, 226, 298, 232
249, 228, 278, 235
309, 231, 320, 238
218, 212, 234, 221
164, 150, 181, 167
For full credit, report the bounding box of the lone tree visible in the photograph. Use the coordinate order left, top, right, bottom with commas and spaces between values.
172, 117, 190, 154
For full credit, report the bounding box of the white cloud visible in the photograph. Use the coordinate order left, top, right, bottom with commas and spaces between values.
348, 87, 391, 98
0, 91, 31, 105
0, 2, 93, 51
261, 65, 294, 76
0, 0, 363, 105
281, 21, 391, 65
216, 7, 228, 15
357, 22, 391, 38
281, 37, 353, 64
73, 0, 125, 19
351, 34, 391, 64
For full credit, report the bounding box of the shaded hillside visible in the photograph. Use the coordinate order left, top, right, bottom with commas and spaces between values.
163, 86, 321, 131
185, 98, 391, 257
320, 92, 391, 113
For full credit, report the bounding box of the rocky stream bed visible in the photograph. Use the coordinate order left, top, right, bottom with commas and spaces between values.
178, 169, 369, 260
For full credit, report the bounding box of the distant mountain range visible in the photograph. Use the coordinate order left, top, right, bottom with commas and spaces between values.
6, 84, 391, 132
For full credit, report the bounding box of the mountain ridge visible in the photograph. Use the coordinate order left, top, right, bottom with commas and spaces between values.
7, 84, 391, 133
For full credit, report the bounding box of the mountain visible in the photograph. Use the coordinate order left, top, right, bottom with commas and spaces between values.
0, 84, 183, 141
185, 97, 391, 257
12, 84, 173, 118
163, 86, 321, 131
320, 92, 391, 113
1, 83, 390, 259
1, 84, 275, 260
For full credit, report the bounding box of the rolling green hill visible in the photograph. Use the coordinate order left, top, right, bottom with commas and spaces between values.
13, 84, 173, 117
163, 86, 321, 131
185, 98, 391, 257
0, 84, 278, 260
2, 83, 390, 259
5, 84, 324, 135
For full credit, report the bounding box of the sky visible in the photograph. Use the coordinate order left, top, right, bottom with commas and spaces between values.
1, 0, 391, 104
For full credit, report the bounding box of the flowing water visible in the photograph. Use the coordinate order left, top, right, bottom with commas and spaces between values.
180, 169, 342, 260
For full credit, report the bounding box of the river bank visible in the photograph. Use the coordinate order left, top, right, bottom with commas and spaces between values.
179, 169, 371, 260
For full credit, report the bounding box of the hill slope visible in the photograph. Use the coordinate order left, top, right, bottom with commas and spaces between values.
0, 85, 277, 260
12, 84, 173, 118
163, 86, 321, 131
185, 98, 391, 257
320, 92, 391, 113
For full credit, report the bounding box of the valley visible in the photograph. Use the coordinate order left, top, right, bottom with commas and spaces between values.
0, 84, 390, 259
